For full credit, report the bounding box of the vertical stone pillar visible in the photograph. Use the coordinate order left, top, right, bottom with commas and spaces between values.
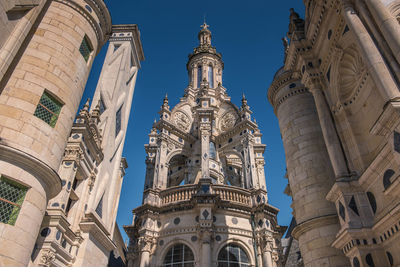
138, 237, 152, 267
154, 137, 168, 188
308, 83, 349, 179
242, 136, 257, 188
200, 128, 211, 178
139, 251, 150, 267
362, 0, 400, 65
262, 250, 273, 267
200, 232, 212, 267
342, 1, 399, 101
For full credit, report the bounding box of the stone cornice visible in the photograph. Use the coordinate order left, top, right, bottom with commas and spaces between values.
55, 0, 112, 50
0, 143, 61, 199
79, 212, 116, 251
291, 214, 339, 239
111, 24, 145, 62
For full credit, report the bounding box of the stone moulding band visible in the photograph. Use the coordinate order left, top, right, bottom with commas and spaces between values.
54, 0, 112, 51
0, 143, 61, 199
291, 214, 339, 240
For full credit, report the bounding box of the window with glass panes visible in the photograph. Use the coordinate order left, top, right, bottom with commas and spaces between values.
99, 97, 106, 114
115, 105, 122, 136
79, 35, 93, 62
162, 244, 195, 267
218, 244, 250, 267
34, 91, 62, 127
208, 65, 214, 88
197, 65, 202, 88
0, 177, 27, 225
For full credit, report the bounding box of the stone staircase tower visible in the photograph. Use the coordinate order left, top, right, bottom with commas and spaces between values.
124, 23, 285, 267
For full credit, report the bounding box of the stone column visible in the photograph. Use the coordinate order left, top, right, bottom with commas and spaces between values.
139, 251, 150, 267
138, 237, 152, 267
200, 232, 212, 267
342, 1, 400, 101
309, 83, 349, 179
362, 0, 400, 65
262, 250, 273, 267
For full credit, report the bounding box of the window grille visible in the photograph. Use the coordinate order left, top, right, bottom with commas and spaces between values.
0, 177, 27, 225
79, 35, 93, 62
115, 105, 122, 136
34, 91, 62, 127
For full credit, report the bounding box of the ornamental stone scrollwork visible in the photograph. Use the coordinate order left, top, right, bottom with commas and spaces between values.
272, 251, 280, 262
174, 111, 191, 131
40, 249, 55, 266
338, 44, 367, 103
64, 146, 84, 161
220, 112, 237, 132
88, 170, 96, 192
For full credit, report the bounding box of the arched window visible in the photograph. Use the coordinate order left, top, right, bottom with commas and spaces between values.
163, 243, 194, 266
218, 243, 250, 267
383, 169, 395, 190
208, 65, 214, 88
366, 253, 375, 267
366, 192, 377, 214
197, 66, 202, 88
387, 251, 394, 267
209, 142, 216, 160
353, 257, 360, 267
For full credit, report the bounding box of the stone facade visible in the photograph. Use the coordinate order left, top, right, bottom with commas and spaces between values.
268, 1, 400, 266
0, 2, 143, 267
124, 24, 285, 267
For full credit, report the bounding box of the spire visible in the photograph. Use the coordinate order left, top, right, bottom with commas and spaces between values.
199, 21, 212, 46
162, 93, 169, 109
241, 93, 248, 108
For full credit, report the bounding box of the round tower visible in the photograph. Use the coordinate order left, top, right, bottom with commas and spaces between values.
268, 69, 348, 266
0, 1, 111, 266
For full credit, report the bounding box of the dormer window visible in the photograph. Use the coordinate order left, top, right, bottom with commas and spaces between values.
208, 65, 214, 88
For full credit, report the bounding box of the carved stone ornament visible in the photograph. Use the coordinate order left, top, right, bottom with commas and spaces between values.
138, 236, 156, 253
40, 249, 55, 266
220, 112, 237, 131
174, 111, 191, 131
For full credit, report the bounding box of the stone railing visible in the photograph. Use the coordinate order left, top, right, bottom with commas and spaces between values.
213, 185, 252, 206
160, 185, 197, 204
159, 184, 252, 206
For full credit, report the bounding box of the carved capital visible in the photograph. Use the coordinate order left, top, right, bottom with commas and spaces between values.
138, 236, 155, 253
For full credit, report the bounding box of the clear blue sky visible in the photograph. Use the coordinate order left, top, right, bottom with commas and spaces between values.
82, 0, 306, 241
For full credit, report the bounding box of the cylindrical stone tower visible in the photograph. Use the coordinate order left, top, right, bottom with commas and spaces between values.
0, 1, 111, 266
268, 69, 348, 266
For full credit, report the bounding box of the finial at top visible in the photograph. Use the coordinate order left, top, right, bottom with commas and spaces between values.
201, 22, 209, 30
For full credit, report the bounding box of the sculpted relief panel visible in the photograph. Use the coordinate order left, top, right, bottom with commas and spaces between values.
174, 111, 191, 132
220, 112, 237, 132
338, 45, 366, 103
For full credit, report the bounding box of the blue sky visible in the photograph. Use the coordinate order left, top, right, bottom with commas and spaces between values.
82, 0, 306, 241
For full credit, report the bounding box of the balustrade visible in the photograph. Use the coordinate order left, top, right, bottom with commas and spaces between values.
159, 184, 252, 206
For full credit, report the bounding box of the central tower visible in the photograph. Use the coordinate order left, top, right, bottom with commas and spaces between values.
125, 24, 285, 267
